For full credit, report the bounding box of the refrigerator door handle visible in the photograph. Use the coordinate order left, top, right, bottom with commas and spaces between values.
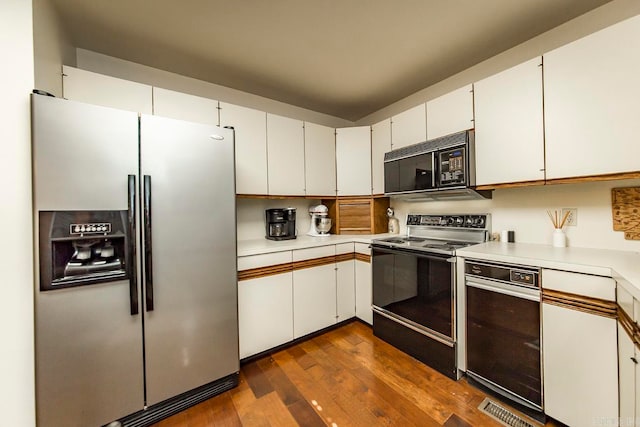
143, 174, 155, 311
128, 175, 139, 315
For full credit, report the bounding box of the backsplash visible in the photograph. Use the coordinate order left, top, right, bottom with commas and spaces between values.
236, 199, 322, 241
390, 179, 640, 251
236, 179, 640, 251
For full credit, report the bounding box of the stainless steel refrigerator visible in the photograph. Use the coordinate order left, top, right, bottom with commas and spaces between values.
32, 94, 239, 427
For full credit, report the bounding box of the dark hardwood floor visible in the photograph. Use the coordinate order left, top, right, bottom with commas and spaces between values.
153, 321, 559, 427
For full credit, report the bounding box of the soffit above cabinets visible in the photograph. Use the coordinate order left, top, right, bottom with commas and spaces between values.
49, 0, 612, 121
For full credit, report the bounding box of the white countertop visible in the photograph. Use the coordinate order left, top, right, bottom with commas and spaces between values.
457, 241, 640, 299
238, 236, 640, 300
237, 233, 392, 257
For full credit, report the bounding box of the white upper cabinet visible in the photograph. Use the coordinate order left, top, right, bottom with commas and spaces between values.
62, 66, 152, 114
544, 15, 640, 180
152, 87, 218, 126
474, 58, 544, 185
336, 126, 372, 196
304, 122, 336, 197
371, 118, 391, 195
391, 104, 426, 149
266, 113, 305, 196
219, 102, 268, 195
426, 84, 474, 139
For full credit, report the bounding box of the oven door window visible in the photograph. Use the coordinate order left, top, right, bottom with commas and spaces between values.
384, 152, 436, 193
466, 285, 541, 407
372, 247, 453, 338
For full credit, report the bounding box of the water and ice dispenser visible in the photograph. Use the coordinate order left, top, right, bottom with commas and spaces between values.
38, 210, 131, 291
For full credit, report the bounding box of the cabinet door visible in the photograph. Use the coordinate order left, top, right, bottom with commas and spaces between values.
474, 58, 544, 185
238, 272, 293, 359
62, 66, 152, 114
336, 126, 372, 196
219, 102, 268, 195
153, 87, 218, 125
355, 259, 372, 325
371, 118, 391, 195
304, 122, 336, 197
293, 264, 337, 338
618, 323, 636, 424
391, 104, 426, 149
267, 113, 305, 196
336, 243, 355, 323
542, 303, 618, 426
426, 85, 474, 140
544, 15, 640, 179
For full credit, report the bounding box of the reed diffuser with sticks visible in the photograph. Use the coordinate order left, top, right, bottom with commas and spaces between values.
547, 209, 569, 247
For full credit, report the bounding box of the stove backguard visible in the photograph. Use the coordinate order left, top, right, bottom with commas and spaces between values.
39, 211, 131, 291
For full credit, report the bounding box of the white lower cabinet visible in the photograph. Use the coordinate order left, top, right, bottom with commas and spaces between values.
541, 270, 618, 426
618, 323, 637, 424
618, 284, 640, 425
354, 243, 372, 325
293, 246, 337, 339
238, 272, 293, 359
336, 243, 356, 322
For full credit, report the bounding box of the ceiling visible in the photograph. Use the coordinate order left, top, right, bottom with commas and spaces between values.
50, 0, 612, 121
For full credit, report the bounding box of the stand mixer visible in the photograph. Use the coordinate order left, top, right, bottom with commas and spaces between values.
307, 204, 332, 236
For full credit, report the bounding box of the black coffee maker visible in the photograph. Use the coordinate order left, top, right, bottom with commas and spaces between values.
265, 208, 296, 240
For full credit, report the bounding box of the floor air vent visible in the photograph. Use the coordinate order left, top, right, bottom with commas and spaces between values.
477, 398, 539, 427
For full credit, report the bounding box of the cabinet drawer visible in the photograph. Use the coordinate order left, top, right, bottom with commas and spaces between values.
336, 242, 355, 255
293, 245, 335, 262
238, 251, 292, 271
542, 269, 615, 301
355, 242, 371, 255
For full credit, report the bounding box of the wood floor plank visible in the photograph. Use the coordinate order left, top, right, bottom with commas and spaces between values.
242, 361, 274, 398
153, 320, 558, 427
272, 348, 356, 427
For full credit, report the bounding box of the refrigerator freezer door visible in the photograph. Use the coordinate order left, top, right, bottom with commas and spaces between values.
140, 115, 239, 406
32, 95, 144, 426
32, 95, 139, 211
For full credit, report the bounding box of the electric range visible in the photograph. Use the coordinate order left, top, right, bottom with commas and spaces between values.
371, 213, 491, 380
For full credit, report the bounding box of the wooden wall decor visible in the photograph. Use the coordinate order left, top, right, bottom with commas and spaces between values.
612, 186, 640, 240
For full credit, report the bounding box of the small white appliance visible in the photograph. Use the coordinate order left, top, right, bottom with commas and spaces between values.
307, 204, 331, 236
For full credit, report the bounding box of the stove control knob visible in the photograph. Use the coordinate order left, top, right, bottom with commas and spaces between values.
465, 216, 473, 227
455, 216, 464, 226
446, 216, 455, 226
473, 216, 485, 227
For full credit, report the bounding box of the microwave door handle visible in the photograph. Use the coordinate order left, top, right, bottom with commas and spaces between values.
127, 175, 139, 316
431, 152, 436, 188
143, 175, 154, 312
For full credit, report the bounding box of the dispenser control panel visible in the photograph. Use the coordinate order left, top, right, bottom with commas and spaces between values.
70, 223, 111, 235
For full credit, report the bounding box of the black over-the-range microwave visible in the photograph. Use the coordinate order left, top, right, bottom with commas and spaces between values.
383, 129, 492, 201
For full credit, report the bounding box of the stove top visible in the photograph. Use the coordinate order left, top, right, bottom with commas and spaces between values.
372, 214, 490, 255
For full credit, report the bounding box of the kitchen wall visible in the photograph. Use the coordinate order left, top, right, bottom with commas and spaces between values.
391, 179, 640, 252
0, 0, 36, 424
32, 0, 76, 96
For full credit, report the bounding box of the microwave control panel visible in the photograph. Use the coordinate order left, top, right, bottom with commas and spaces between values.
439, 147, 467, 186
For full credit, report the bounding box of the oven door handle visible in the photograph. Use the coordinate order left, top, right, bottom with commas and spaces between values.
372, 245, 453, 262
465, 276, 540, 301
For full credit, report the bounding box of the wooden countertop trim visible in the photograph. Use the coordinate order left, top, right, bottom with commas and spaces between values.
239, 251, 370, 280
292, 255, 338, 271
618, 306, 638, 345
355, 253, 371, 263
542, 289, 617, 318
238, 262, 294, 281
335, 253, 356, 263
